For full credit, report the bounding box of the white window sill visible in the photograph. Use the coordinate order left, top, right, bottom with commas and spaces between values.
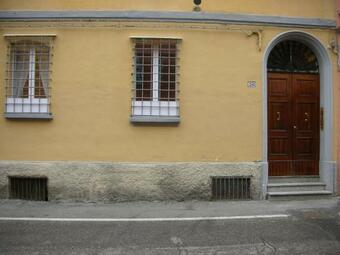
5, 113, 53, 120
130, 116, 180, 124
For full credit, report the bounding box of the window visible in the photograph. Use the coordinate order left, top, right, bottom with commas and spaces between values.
267, 40, 319, 73
131, 38, 180, 123
5, 36, 54, 119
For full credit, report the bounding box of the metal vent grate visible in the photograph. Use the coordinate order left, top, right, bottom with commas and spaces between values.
9, 176, 48, 201
211, 176, 251, 200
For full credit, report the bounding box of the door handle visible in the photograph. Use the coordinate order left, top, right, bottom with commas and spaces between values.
304, 112, 309, 122
293, 125, 297, 129
276, 112, 281, 121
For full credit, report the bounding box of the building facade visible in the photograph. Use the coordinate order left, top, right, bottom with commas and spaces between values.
0, 0, 338, 201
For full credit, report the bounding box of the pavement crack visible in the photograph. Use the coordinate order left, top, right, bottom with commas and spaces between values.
253, 237, 278, 255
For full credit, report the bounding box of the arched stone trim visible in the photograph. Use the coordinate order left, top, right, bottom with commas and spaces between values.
262, 31, 336, 196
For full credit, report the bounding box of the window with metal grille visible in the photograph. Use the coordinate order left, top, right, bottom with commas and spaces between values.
131, 38, 180, 123
9, 176, 48, 201
267, 40, 319, 73
4, 36, 55, 119
211, 176, 251, 200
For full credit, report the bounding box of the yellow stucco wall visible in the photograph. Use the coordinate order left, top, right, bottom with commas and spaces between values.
0, 0, 335, 20
0, 21, 337, 162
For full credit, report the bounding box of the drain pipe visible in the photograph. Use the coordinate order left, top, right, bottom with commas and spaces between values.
335, 0, 340, 195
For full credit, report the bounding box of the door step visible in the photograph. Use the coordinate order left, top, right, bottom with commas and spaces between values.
267, 176, 332, 200
267, 190, 333, 200
268, 182, 326, 192
268, 176, 319, 183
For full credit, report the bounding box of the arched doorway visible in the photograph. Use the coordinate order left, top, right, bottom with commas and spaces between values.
267, 40, 320, 176
262, 31, 335, 196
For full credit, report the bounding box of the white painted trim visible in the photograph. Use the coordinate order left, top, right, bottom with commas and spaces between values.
28, 48, 35, 97
0, 215, 290, 222
6, 98, 49, 113
152, 45, 159, 101
132, 101, 179, 116
262, 31, 335, 193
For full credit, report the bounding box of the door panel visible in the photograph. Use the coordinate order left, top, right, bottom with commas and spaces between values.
270, 102, 290, 131
296, 103, 315, 131
268, 73, 293, 176
292, 74, 319, 175
268, 73, 319, 176
269, 78, 290, 97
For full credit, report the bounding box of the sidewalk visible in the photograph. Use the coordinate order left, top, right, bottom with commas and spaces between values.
0, 197, 339, 219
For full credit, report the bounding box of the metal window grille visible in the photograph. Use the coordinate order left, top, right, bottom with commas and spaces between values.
5, 36, 54, 114
267, 40, 319, 73
131, 38, 180, 117
8, 176, 48, 201
211, 176, 252, 200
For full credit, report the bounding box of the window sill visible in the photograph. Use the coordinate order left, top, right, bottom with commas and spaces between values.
130, 116, 180, 124
5, 113, 53, 120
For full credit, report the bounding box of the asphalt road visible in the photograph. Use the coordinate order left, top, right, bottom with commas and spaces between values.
0, 206, 340, 255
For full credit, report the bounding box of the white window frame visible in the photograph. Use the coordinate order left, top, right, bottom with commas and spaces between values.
4, 35, 55, 119
6, 47, 49, 114
131, 38, 180, 121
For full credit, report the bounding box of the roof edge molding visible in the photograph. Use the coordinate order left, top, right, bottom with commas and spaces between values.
3, 34, 57, 37
0, 11, 335, 28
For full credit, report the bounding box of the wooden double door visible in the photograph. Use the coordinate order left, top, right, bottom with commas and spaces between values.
268, 72, 320, 176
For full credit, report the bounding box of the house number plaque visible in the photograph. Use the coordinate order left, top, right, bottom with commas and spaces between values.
247, 80, 256, 88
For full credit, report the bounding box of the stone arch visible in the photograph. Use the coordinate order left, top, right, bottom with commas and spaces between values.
262, 31, 335, 194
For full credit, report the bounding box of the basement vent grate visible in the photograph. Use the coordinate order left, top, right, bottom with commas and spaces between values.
211, 176, 251, 200
9, 176, 48, 201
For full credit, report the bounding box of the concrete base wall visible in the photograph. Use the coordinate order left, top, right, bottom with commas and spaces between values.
319, 161, 337, 194
0, 161, 264, 202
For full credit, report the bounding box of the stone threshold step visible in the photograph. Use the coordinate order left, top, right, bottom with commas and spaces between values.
269, 176, 319, 179
268, 182, 325, 187
267, 190, 332, 196
268, 176, 320, 183
269, 176, 319, 178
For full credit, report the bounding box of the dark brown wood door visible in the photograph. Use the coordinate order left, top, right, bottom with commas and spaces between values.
268, 72, 319, 176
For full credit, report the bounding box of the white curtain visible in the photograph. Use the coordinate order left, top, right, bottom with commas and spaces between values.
13, 51, 29, 98
38, 50, 49, 97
